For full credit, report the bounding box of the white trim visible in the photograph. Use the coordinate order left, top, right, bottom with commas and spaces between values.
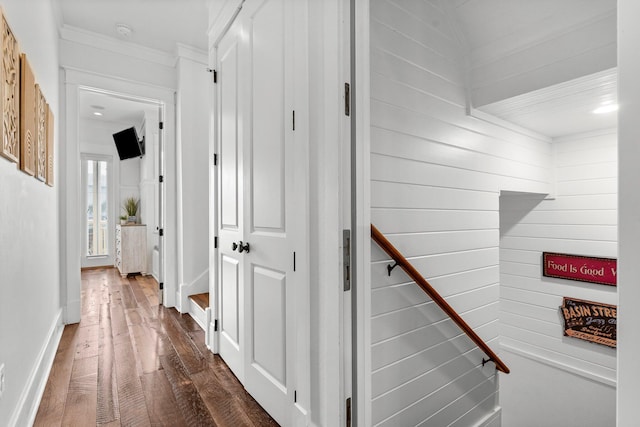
62, 68, 178, 319
8, 310, 64, 427
354, 0, 372, 425
175, 43, 208, 65
473, 407, 502, 427
467, 107, 552, 142
207, 0, 244, 47
501, 342, 616, 387
178, 268, 210, 313
553, 126, 618, 142
60, 25, 175, 67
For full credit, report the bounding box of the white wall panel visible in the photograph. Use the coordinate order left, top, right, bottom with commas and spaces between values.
370, 0, 553, 424
499, 130, 617, 426
371, 0, 551, 426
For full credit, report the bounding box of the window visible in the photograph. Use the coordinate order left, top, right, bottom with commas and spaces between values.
86, 159, 109, 256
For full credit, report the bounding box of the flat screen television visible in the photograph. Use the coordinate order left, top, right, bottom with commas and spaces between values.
113, 126, 144, 160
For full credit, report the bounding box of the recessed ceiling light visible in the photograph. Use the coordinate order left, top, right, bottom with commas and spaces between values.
93, 111, 103, 116
593, 104, 618, 114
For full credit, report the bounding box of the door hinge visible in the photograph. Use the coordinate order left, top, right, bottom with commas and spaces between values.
159, 121, 164, 130
214, 319, 218, 331
345, 83, 350, 116
214, 153, 218, 165
159, 175, 164, 183
293, 252, 296, 272
294, 390, 297, 403
292, 110, 295, 131
159, 228, 164, 237
346, 397, 352, 427
214, 236, 218, 249
159, 282, 164, 290
343, 229, 351, 291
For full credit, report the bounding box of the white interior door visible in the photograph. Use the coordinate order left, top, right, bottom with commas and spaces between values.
217, 18, 244, 381
242, 0, 297, 424
216, 1, 305, 425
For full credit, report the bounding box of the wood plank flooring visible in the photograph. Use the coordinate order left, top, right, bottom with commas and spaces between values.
35, 268, 279, 427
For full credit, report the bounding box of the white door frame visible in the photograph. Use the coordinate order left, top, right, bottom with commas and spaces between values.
207, 0, 355, 424
61, 68, 177, 324
352, 0, 372, 425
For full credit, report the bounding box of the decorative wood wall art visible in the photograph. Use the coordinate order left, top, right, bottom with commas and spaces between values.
19, 53, 35, 175
0, 12, 19, 163
35, 83, 46, 181
46, 104, 53, 186
560, 297, 616, 348
543, 252, 617, 286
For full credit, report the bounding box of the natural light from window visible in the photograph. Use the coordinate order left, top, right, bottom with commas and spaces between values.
86, 159, 109, 256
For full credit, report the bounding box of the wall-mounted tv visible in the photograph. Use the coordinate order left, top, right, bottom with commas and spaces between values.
113, 126, 144, 160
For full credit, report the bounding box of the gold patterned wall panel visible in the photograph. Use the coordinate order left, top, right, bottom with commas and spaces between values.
35, 83, 46, 181
19, 53, 35, 175
0, 12, 19, 163
46, 104, 53, 186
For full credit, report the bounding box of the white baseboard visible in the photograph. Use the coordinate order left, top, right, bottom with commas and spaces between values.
9, 309, 64, 427
177, 269, 209, 313
64, 299, 81, 324
474, 406, 502, 427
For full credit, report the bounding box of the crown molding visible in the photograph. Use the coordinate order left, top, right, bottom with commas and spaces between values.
480, 68, 617, 117
60, 24, 175, 67
175, 43, 208, 66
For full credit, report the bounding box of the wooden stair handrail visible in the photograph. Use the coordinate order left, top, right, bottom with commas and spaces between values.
371, 224, 510, 374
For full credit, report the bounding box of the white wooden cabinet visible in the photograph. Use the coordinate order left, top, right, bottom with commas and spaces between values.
115, 224, 147, 277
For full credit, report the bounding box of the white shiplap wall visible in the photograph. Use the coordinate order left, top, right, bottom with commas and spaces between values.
499, 129, 617, 426
370, 1, 552, 425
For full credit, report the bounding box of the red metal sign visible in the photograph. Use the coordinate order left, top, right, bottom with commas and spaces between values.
543, 252, 617, 286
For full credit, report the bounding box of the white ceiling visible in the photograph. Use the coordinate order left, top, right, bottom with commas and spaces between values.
56, 0, 209, 53
57, 0, 208, 125
58, 0, 617, 139
450, 0, 617, 138
79, 90, 157, 126
480, 69, 617, 138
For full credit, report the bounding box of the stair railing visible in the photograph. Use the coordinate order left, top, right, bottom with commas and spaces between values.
371, 224, 510, 374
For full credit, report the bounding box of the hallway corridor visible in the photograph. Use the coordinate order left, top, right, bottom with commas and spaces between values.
34, 268, 278, 426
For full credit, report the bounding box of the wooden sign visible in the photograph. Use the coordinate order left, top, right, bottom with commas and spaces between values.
0, 12, 19, 164
19, 53, 35, 175
543, 252, 616, 286
35, 84, 46, 182
46, 104, 53, 186
560, 297, 616, 348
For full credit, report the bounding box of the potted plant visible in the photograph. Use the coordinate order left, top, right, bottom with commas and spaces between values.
119, 214, 127, 225
122, 197, 139, 224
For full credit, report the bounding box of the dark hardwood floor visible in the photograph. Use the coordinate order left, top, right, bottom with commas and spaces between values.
34, 267, 279, 427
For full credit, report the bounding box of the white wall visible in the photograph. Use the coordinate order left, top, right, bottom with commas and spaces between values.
617, 0, 640, 424
499, 129, 617, 426
369, 1, 552, 425
0, 0, 61, 425
175, 48, 210, 311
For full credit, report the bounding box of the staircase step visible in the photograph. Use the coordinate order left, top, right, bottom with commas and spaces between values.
189, 292, 209, 310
